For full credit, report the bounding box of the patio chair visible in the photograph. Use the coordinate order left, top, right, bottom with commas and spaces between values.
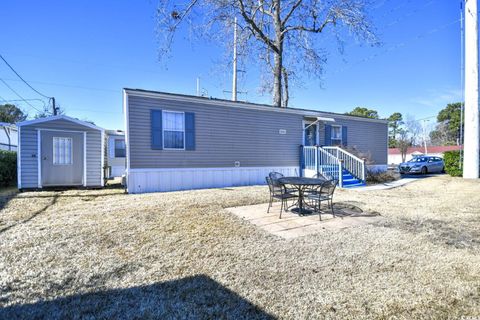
304, 172, 328, 195
266, 176, 298, 218
306, 179, 338, 220
312, 172, 327, 179
269, 171, 297, 194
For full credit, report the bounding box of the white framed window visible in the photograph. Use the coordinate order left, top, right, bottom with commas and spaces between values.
53, 137, 73, 165
163, 111, 185, 149
331, 125, 342, 146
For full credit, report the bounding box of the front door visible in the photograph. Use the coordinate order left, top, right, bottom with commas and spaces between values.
304, 122, 318, 146
41, 131, 84, 186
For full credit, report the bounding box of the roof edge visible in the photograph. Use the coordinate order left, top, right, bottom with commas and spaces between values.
17, 115, 104, 131
123, 88, 390, 124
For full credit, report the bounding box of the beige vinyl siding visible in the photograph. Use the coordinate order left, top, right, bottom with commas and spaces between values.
127, 94, 388, 169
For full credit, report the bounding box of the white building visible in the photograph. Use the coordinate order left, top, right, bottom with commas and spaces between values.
0, 122, 18, 151
105, 130, 126, 178
388, 145, 462, 165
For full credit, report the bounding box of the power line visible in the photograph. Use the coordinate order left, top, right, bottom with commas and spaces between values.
0, 53, 57, 114
1, 77, 118, 93
0, 98, 46, 105
0, 78, 44, 113
330, 18, 460, 75
0, 53, 51, 99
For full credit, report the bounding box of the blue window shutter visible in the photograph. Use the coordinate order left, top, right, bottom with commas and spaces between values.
151, 109, 163, 150
342, 126, 348, 146
324, 124, 332, 146
185, 112, 195, 150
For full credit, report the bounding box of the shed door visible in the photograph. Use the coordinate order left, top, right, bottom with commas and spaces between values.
41, 131, 84, 186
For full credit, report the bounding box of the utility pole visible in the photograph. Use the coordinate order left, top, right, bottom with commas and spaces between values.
463, 0, 480, 178
51, 97, 57, 116
196, 77, 200, 96
421, 119, 429, 154
232, 17, 238, 102
460, 0, 465, 168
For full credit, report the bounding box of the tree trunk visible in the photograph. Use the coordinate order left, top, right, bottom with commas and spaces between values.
273, 51, 283, 107
282, 67, 289, 107
272, 0, 284, 107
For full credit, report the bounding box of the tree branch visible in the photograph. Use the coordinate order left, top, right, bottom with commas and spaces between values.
283, 16, 335, 35
238, 0, 279, 53
281, 0, 303, 26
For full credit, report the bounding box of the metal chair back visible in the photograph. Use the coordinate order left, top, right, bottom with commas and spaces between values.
269, 171, 284, 182
266, 176, 287, 196
313, 172, 327, 180
321, 179, 338, 198
266, 176, 274, 195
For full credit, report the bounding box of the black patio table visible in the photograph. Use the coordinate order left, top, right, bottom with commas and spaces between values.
278, 176, 326, 215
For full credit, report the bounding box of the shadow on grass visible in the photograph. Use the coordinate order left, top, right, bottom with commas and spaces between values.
0, 194, 58, 235
331, 202, 381, 218
299, 201, 380, 219
0, 275, 276, 320
13, 192, 124, 200
0, 186, 18, 211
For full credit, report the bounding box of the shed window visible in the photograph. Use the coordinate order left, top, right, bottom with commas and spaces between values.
331, 126, 342, 146
114, 139, 126, 157
163, 111, 184, 149
53, 137, 72, 165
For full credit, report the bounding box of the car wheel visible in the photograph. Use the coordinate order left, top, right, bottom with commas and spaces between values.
441, 167, 445, 173
421, 166, 428, 175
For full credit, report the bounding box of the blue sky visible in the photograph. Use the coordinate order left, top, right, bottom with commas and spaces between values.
0, 0, 463, 130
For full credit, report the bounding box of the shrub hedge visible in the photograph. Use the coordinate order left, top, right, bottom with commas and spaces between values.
443, 150, 462, 177
0, 150, 17, 187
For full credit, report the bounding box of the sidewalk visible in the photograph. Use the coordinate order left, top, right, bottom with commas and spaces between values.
352, 177, 420, 191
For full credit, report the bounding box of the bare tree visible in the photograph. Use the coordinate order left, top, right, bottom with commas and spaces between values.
397, 129, 411, 163
404, 115, 422, 146
156, 0, 378, 107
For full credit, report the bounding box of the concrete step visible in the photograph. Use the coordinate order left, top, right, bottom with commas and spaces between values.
342, 181, 367, 188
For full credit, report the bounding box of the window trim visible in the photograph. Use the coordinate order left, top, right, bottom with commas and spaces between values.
331, 125, 342, 145
162, 110, 186, 150
53, 136, 73, 165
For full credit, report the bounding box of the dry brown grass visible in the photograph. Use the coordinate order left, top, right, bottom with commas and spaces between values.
0, 175, 479, 319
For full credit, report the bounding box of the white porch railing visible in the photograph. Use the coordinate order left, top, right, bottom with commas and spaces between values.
323, 146, 366, 182
302, 146, 343, 186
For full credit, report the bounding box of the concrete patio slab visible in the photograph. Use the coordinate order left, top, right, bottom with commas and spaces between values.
226, 202, 383, 239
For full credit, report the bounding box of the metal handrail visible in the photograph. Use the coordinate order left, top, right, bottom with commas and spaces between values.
323, 146, 364, 163
323, 146, 366, 182
317, 146, 343, 186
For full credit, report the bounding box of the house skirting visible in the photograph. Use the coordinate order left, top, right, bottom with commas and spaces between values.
126, 166, 299, 194
367, 164, 388, 173
110, 165, 126, 178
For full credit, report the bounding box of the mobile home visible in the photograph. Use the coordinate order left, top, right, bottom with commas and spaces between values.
105, 129, 126, 178
123, 89, 388, 193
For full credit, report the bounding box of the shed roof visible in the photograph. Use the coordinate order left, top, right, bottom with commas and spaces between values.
17, 115, 104, 131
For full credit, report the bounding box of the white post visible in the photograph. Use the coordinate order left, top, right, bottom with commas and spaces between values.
196, 77, 200, 96
232, 17, 238, 101
338, 159, 343, 187
464, 0, 480, 178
